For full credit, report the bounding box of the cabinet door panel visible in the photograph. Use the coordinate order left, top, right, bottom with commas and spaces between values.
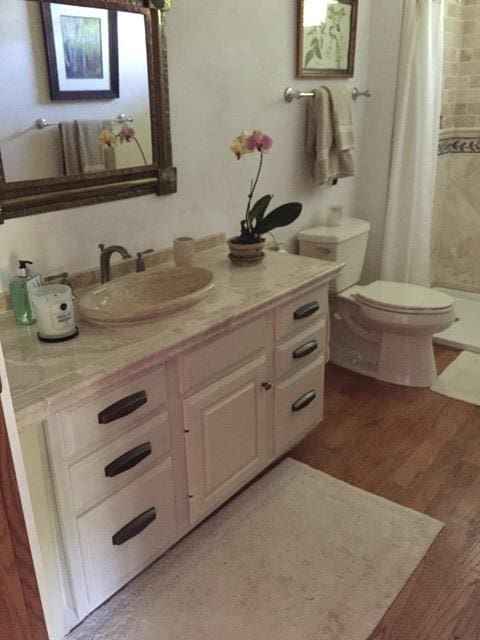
274, 285, 328, 340
77, 459, 176, 609
60, 367, 167, 459
178, 317, 267, 395
69, 411, 171, 515
184, 356, 269, 523
274, 357, 325, 453
274, 320, 326, 381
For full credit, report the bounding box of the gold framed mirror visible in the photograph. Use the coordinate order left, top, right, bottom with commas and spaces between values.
297, 0, 358, 78
0, 0, 175, 222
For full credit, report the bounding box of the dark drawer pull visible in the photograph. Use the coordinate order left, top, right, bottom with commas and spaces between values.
98, 390, 147, 424
112, 507, 156, 546
104, 442, 152, 478
293, 302, 320, 320
292, 390, 316, 412
292, 340, 318, 360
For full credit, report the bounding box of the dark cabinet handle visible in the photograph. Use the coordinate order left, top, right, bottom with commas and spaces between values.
98, 390, 147, 424
104, 442, 152, 478
292, 390, 316, 412
292, 340, 318, 360
112, 507, 156, 546
293, 302, 320, 320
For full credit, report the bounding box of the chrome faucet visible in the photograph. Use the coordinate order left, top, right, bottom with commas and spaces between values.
98, 244, 131, 283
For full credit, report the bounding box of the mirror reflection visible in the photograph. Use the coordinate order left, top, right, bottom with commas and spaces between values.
0, 1, 153, 183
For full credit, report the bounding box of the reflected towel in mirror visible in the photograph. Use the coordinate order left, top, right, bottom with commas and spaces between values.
59, 120, 116, 176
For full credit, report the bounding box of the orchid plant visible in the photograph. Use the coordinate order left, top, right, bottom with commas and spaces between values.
230, 130, 302, 244
99, 124, 148, 165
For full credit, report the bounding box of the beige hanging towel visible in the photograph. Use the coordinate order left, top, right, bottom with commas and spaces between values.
326, 85, 356, 177
305, 86, 355, 186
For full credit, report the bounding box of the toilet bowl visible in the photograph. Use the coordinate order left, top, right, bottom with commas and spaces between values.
298, 220, 455, 388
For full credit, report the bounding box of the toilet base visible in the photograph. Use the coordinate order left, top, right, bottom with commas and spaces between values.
376, 332, 437, 388
330, 295, 442, 388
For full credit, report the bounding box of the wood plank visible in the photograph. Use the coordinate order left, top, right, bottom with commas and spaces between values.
291, 346, 480, 640
0, 391, 48, 640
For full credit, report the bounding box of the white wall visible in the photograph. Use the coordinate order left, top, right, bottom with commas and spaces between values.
0, 0, 402, 295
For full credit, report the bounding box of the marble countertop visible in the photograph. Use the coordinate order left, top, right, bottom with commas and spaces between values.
0, 246, 341, 431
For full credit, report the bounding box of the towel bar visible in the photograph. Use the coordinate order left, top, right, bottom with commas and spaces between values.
35, 114, 134, 129
284, 87, 371, 103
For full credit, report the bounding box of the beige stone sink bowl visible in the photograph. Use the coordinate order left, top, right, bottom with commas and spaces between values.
78, 267, 214, 326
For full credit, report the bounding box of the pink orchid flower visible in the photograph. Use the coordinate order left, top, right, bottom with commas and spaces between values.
246, 130, 273, 153
118, 124, 136, 143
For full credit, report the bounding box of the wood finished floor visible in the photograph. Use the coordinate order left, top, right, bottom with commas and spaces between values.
290, 346, 480, 640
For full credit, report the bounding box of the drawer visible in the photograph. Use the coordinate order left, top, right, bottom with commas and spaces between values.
179, 316, 267, 394
77, 459, 176, 609
60, 367, 167, 459
274, 357, 324, 453
274, 285, 328, 340
274, 320, 326, 381
69, 411, 171, 514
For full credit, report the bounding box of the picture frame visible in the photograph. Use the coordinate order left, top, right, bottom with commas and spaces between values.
41, 3, 119, 100
296, 0, 358, 78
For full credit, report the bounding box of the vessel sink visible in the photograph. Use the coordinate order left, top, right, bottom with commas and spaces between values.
78, 267, 214, 326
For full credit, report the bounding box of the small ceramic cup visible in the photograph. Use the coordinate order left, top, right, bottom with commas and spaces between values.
173, 237, 195, 267
327, 206, 344, 227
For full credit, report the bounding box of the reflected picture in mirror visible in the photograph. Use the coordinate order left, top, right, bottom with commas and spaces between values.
297, 0, 358, 78
41, 3, 120, 100
0, 0, 175, 222
0, 1, 152, 183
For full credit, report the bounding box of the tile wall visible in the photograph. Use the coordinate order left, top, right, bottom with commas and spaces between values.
442, 0, 480, 129
432, 0, 480, 292
432, 146, 480, 292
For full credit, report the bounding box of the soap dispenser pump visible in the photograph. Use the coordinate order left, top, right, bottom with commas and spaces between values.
9, 260, 41, 326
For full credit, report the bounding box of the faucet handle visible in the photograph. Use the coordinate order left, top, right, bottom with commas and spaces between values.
136, 249, 154, 273
99, 243, 105, 253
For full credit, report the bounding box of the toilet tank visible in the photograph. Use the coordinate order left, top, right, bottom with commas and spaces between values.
298, 218, 371, 293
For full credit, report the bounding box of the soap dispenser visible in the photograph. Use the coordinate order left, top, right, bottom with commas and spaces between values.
9, 260, 42, 326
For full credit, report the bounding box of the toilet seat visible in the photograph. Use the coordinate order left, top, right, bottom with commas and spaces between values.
355, 281, 454, 315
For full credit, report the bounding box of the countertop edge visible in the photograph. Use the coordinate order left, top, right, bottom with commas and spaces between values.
12, 259, 342, 432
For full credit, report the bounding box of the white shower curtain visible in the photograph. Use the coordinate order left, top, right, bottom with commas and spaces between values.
380, 0, 444, 286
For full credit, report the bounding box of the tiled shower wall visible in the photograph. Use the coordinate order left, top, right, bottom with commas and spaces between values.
432, 0, 480, 292
442, 0, 480, 129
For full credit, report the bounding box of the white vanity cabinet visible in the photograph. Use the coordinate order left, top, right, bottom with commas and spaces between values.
272, 286, 328, 454
45, 365, 178, 619
43, 281, 330, 632
180, 284, 328, 524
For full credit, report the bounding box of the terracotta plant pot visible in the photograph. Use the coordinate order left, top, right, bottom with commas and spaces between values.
227, 237, 266, 266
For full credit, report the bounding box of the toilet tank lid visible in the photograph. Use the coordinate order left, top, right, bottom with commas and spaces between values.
298, 218, 371, 244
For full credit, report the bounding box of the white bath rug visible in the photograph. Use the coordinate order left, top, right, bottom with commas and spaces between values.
68, 458, 443, 640
431, 350, 480, 405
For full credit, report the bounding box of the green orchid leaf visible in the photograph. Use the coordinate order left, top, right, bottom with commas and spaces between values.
247, 194, 273, 226
305, 49, 315, 67
255, 202, 302, 234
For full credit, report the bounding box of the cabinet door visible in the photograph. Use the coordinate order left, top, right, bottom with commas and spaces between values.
274, 357, 325, 453
184, 356, 269, 523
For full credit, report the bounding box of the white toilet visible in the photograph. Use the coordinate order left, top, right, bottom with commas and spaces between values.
298, 218, 455, 388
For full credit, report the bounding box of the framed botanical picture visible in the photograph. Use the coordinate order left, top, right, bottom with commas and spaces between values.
297, 0, 358, 78
41, 3, 119, 100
